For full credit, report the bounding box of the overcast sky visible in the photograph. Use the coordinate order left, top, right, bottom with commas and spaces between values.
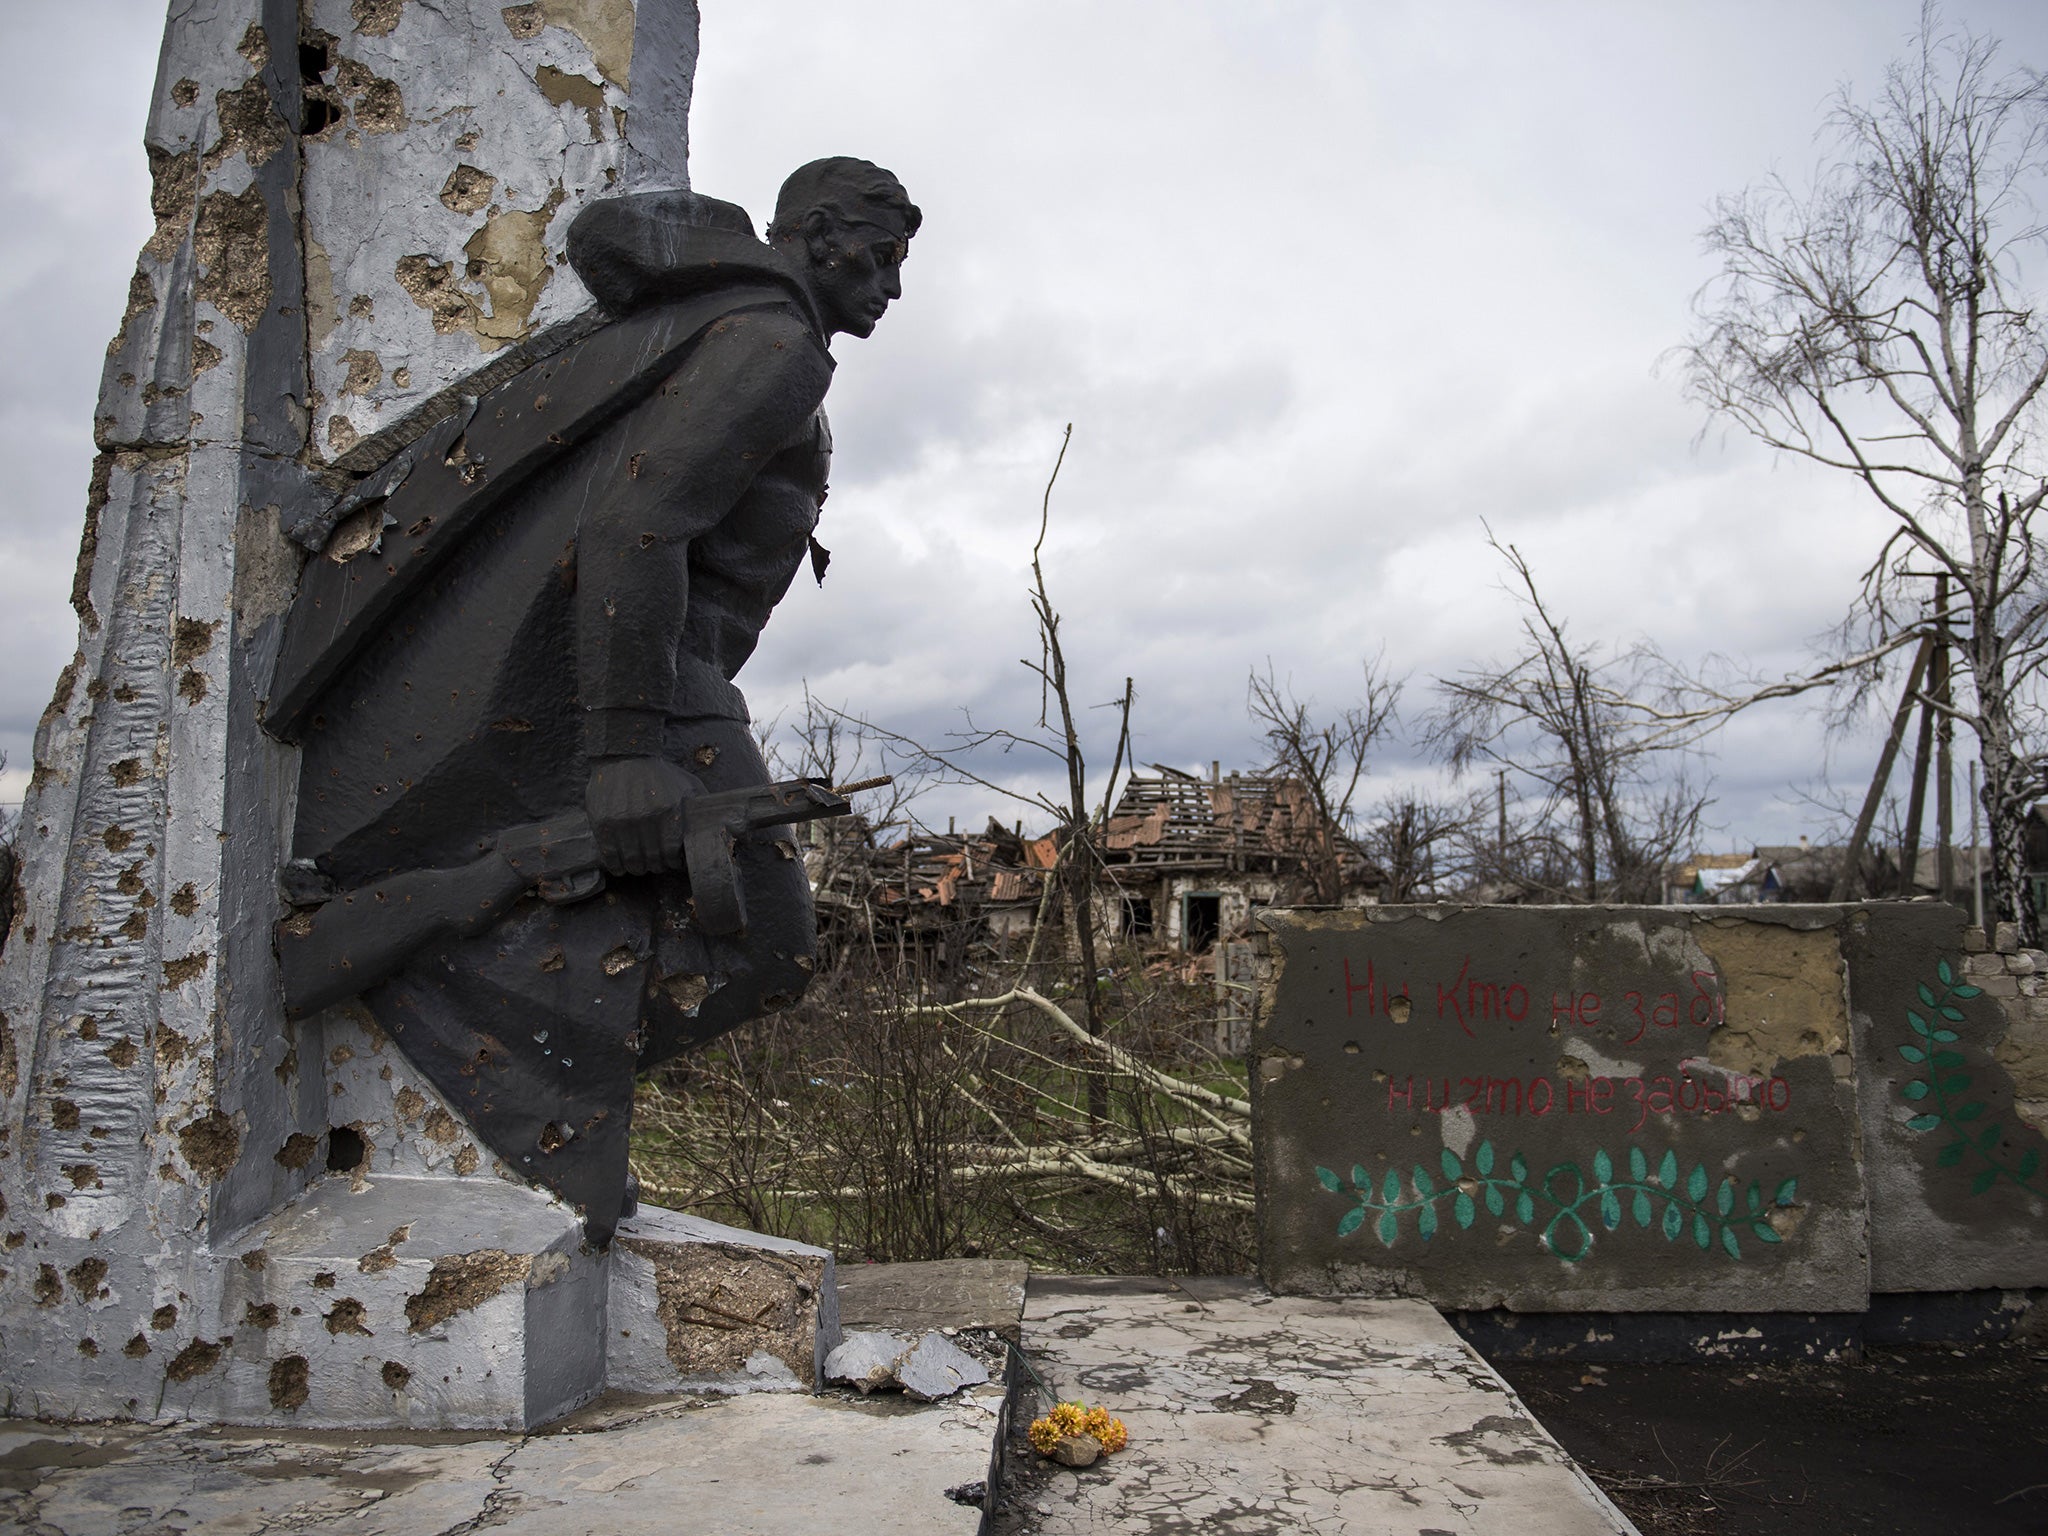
4, 2, 2046, 850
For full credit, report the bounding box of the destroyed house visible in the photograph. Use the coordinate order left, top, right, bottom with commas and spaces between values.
1095, 769, 1382, 951
801, 769, 1382, 957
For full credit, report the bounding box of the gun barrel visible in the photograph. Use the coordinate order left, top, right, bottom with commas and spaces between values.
278, 778, 855, 1013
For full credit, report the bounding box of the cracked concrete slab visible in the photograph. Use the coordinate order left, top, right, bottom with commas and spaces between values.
0, 1382, 1003, 1534
998, 1276, 1638, 1535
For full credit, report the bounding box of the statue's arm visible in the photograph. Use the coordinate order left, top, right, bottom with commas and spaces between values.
574, 308, 832, 873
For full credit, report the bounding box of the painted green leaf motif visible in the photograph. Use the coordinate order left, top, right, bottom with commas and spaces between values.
1440, 1147, 1463, 1182
1414, 1167, 1436, 1199
1939, 1006, 1965, 1022
1774, 1178, 1798, 1206
1716, 1180, 1735, 1216
1938, 959, 1954, 985
1907, 1113, 1942, 1131
1376, 1208, 1400, 1247
1745, 1182, 1763, 1215
1751, 1219, 1782, 1244
1658, 1150, 1679, 1190
1515, 1191, 1536, 1224
1337, 1206, 1364, 1237
1629, 1146, 1648, 1180
1978, 1124, 2002, 1151
1721, 1226, 1741, 1259
1937, 1141, 1968, 1167
1939, 1073, 1973, 1095
1907, 1010, 1931, 1037
2020, 1149, 2042, 1180
1932, 1028, 1960, 1042
1454, 1192, 1476, 1229
1932, 1050, 1966, 1068
1477, 1141, 1495, 1176
1662, 1203, 1683, 1241
1693, 1212, 1711, 1250
1633, 1191, 1653, 1227
1917, 982, 1936, 1006
1954, 984, 1981, 999
1953, 1101, 1984, 1121
1381, 1170, 1401, 1206
1418, 1201, 1438, 1240
1599, 1190, 1622, 1230
1485, 1185, 1505, 1217
1970, 1167, 1999, 1196
1352, 1164, 1370, 1192
1899, 1044, 1927, 1064
1510, 1151, 1528, 1182
1687, 1164, 1709, 1202
1593, 1148, 1613, 1183
1315, 1166, 1343, 1193
1902, 1080, 1931, 1100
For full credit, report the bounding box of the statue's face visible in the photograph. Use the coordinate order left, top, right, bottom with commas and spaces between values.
808, 217, 909, 339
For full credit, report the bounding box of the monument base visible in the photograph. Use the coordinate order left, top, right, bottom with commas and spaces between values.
3, 1172, 838, 1433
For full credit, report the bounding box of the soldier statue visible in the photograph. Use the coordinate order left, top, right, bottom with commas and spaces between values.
265, 159, 919, 1242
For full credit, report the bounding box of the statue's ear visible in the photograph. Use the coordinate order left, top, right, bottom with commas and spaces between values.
801, 207, 837, 266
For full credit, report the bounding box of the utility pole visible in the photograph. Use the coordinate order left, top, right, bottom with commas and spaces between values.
1934, 574, 1955, 903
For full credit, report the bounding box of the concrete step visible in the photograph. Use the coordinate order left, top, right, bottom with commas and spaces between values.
0, 1383, 1008, 1534
994, 1276, 1641, 1535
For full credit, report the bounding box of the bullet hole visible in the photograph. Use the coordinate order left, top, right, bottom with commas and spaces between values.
152, 1303, 178, 1330
269, 1354, 310, 1411
382, 1360, 411, 1389
245, 1302, 279, 1329
324, 1297, 371, 1335
77, 1338, 98, 1357
693, 744, 719, 768
312, 1271, 337, 1289
67, 1257, 107, 1298
164, 1339, 222, 1382
537, 1122, 566, 1154
274, 1132, 319, 1170
51, 1099, 80, 1130
326, 1124, 367, 1173
539, 946, 566, 973
453, 1144, 481, 1175
33, 1264, 59, 1304
123, 1334, 150, 1358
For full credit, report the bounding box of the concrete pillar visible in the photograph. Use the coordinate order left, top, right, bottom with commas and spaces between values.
0, 0, 763, 1431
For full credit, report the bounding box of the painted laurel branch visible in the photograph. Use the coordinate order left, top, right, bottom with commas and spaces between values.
1896, 961, 2045, 1196
1314, 1140, 1798, 1263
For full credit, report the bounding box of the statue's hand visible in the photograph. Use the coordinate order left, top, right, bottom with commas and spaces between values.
584, 756, 704, 876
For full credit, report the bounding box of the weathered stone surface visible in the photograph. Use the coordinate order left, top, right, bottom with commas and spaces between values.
0, 1383, 1002, 1535
824, 1328, 990, 1400
838, 1257, 1030, 1341
1843, 903, 2048, 1291
1255, 906, 1867, 1311
1010, 1276, 1634, 1534
213, 1172, 604, 1429
895, 1331, 990, 1401
300, 0, 701, 473
823, 1329, 905, 1394
606, 1206, 839, 1394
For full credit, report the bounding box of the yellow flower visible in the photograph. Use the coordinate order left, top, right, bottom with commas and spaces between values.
1081, 1406, 1128, 1453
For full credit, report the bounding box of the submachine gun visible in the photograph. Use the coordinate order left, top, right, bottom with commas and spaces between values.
277, 775, 887, 1019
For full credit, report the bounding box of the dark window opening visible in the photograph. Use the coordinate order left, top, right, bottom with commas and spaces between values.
1122, 896, 1154, 938
1184, 893, 1221, 953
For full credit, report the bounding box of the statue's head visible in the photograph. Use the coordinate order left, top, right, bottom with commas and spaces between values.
768, 158, 921, 339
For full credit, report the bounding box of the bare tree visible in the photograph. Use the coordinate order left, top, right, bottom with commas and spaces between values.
1683, 10, 2048, 935
1246, 658, 1402, 904
1428, 534, 1713, 902
1357, 791, 1470, 903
